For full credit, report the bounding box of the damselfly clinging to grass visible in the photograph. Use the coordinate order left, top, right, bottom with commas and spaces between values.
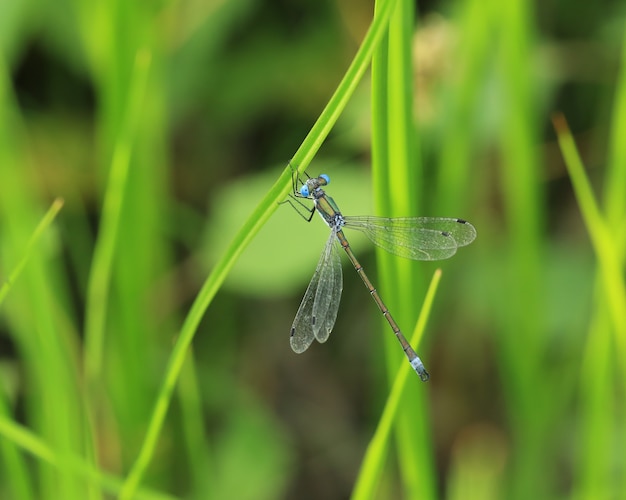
287, 171, 476, 381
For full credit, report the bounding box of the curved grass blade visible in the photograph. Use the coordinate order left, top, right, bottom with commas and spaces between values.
0, 198, 64, 305
351, 269, 442, 500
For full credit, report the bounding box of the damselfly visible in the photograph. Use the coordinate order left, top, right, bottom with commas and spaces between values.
287, 173, 476, 381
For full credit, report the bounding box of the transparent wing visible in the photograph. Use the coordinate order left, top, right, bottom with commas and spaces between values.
290, 231, 343, 353
312, 233, 343, 343
343, 216, 476, 261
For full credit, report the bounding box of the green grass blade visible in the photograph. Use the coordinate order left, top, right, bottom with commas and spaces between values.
0, 54, 88, 500
290, 0, 399, 175
0, 416, 178, 500
83, 48, 152, 384
0, 395, 34, 500
435, 0, 492, 215
371, 1, 435, 498
559, 37, 626, 490
576, 299, 615, 498
490, 2, 547, 496
552, 113, 626, 350
553, 113, 626, 496
604, 20, 626, 223
178, 349, 214, 489
0, 197, 63, 500
0, 198, 64, 306
351, 269, 442, 500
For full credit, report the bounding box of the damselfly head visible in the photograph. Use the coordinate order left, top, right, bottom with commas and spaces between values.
300, 174, 330, 197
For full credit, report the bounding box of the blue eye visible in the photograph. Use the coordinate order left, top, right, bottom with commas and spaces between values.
300, 185, 309, 197
320, 174, 330, 184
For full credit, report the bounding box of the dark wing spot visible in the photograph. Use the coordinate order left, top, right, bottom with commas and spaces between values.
441, 231, 451, 237
456, 218, 467, 224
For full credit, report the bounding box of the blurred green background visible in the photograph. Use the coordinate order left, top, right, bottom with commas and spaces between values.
0, 0, 625, 499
